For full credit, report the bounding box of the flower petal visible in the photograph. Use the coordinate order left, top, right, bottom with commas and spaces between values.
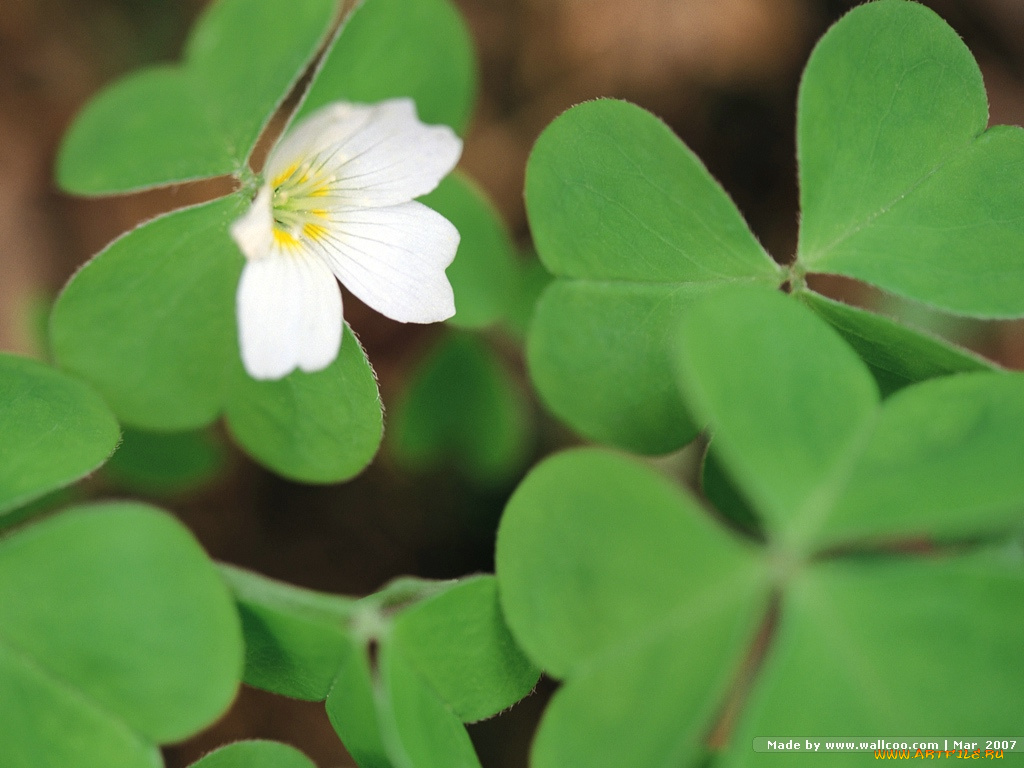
266, 99, 462, 208
311, 201, 458, 323
230, 186, 274, 260
236, 249, 343, 380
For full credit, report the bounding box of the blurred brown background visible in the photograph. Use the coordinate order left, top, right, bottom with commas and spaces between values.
2, 0, 1024, 766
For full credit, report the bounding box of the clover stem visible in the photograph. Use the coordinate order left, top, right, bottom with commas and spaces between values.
785, 262, 808, 294
237, 164, 261, 196
766, 544, 802, 588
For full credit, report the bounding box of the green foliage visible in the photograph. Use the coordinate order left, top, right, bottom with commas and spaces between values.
18, 0, 540, 762
822, 372, 1024, 546
796, 1, 1024, 317
525, 99, 783, 454
220, 564, 355, 701
524, 1, 1024, 453
391, 576, 539, 722
497, 450, 767, 768
50, 0, 481, 482
295, 0, 475, 132
225, 325, 383, 484
0, 354, 119, 517
58, 0, 338, 194
189, 741, 316, 768
799, 292, 997, 396
51, 197, 246, 431
526, 100, 777, 285
26, 0, 1024, 764
50, 198, 383, 483
222, 568, 538, 768
700, 446, 762, 539
502, 253, 553, 342
103, 427, 225, 496
0, 503, 242, 768
328, 643, 482, 768
723, 549, 1024, 767
496, 284, 1024, 768
797, 2, 986, 263
530, 280, 711, 453
498, 449, 764, 679
390, 332, 531, 485
675, 285, 881, 546
678, 287, 1024, 552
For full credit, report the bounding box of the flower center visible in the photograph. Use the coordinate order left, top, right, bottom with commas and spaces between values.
268, 159, 335, 249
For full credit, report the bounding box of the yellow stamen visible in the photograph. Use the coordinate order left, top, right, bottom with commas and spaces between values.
272, 227, 300, 249
271, 162, 300, 189
303, 222, 329, 242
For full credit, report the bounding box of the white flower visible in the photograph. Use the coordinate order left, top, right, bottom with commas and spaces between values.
230, 98, 462, 380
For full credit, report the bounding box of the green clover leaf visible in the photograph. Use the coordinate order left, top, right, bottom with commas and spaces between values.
390, 575, 539, 723
51, 196, 246, 431
390, 332, 532, 486
496, 288, 1024, 768
103, 427, 226, 497
796, 1, 1024, 317
0, 503, 242, 768
525, 99, 783, 453
799, 292, 996, 397
722, 549, 1024, 767
676, 286, 1024, 553
221, 567, 538, 768
496, 449, 769, 768
686, 288, 1024, 763
0, 353, 119, 517
296, 0, 475, 133
189, 741, 316, 768
58, 0, 338, 194
224, 324, 383, 484
525, 0, 1020, 452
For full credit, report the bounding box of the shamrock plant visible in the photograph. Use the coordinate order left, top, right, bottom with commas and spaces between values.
221, 566, 538, 768
0, 352, 536, 768
8, 0, 1024, 766
525, 0, 1015, 453
7, 0, 532, 765
389, 332, 530, 486
498, 0, 1024, 764
0, 354, 244, 767
497, 288, 1024, 768
0, 353, 118, 516
48, 0, 499, 483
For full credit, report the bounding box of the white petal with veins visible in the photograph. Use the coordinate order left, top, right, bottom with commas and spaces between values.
313, 201, 458, 323
267, 99, 461, 209
236, 250, 342, 380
